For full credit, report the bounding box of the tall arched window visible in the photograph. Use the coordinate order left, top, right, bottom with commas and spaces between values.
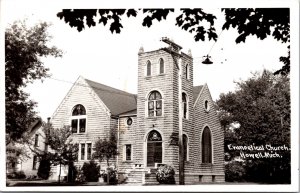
182, 93, 188, 118
147, 130, 162, 167
185, 64, 190, 80
148, 91, 162, 117
146, 61, 152, 76
183, 134, 189, 161
71, 104, 86, 133
202, 127, 212, 163
159, 58, 164, 74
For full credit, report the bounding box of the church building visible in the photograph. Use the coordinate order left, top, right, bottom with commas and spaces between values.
49, 38, 224, 184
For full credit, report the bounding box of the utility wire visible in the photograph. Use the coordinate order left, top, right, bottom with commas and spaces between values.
48, 32, 226, 92
48, 77, 136, 97
206, 29, 224, 56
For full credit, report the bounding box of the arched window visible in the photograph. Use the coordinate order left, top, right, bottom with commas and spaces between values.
148, 91, 162, 117
202, 127, 212, 163
159, 58, 164, 74
183, 134, 189, 161
147, 130, 162, 167
182, 93, 188, 118
185, 64, 190, 80
146, 61, 152, 76
71, 104, 86, 133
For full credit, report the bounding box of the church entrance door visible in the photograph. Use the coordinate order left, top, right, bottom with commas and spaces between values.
146, 130, 162, 167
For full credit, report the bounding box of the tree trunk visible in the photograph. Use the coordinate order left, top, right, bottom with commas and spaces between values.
58, 163, 61, 184
107, 159, 110, 184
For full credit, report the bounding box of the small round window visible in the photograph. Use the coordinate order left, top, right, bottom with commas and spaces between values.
126, 117, 133, 126
204, 100, 210, 112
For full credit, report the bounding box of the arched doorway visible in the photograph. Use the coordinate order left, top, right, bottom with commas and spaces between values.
146, 130, 162, 167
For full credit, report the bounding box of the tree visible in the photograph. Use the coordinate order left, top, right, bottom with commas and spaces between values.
222, 8, 290, 75
56, 9, 217, 41
92, 128, 118, 184
5, 21, 62, 144
43, 125, 79, 183
6, 143, 30, 173
81, 161, 100, 182
57, 8, 290, 75
37, 153, 52, 180
217, 70, 290, 183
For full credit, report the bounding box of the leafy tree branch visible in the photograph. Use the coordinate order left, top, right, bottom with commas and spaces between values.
5, 21, 62, 142
56, 8, 290, 75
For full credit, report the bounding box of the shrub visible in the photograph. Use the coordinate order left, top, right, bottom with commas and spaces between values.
14, 171, 26, 179
75, 168, 86, 183
37, 157, 51, 180
7, 173, 15, 179
156, 165, 176, 184
103, 168, 118, 185
225, 161, 246, 182
81, 161, 100, 182
26, 175, 38, 180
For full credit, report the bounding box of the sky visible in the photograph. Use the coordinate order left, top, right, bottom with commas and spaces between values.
2, 0, 289, 121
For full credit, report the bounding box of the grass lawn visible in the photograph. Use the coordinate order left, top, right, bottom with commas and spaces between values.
7, 179, 108, 186
7, 179, 262, 186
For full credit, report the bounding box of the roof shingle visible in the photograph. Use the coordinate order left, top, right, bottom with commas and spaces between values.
193, 85, 204, 104
85, 79, 137, 116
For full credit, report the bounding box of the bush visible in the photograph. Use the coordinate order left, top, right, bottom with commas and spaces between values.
156, 165, 176, 184
26, 175, 38, 180
243, 159, 291, 184
37, 157, 51, 180
225, 161, 246, 182
103, 168, 118, 185
7, 173, 15, 179
14, 171, 26, 179
75, 168, 86, 183
81, 161, 100, 182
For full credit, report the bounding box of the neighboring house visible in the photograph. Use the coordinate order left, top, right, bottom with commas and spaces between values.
6, 118, 45, 178
48, 39, 224, 184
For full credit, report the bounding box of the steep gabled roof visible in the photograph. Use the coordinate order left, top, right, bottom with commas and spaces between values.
193, 85, 204, 104
85, 78, 203, 115
85, 79, 137, 116
28, 118, 43, 135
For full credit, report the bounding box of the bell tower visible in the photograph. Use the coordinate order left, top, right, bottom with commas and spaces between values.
134, 38, 193, 169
